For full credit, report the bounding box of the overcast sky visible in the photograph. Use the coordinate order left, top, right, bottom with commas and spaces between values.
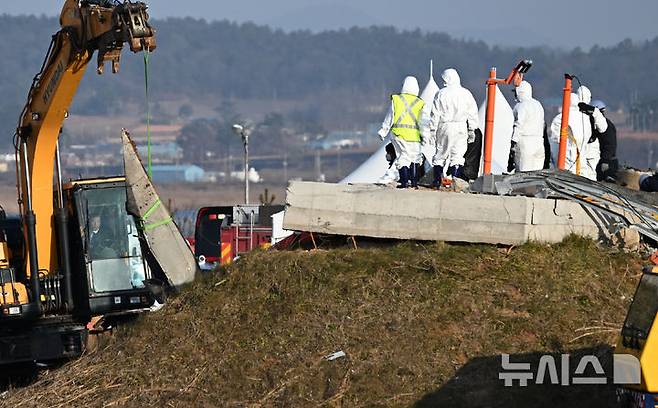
4, 0, 658, 48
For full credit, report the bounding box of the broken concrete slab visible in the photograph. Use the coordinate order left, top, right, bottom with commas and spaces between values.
283, 181, 639, 247
123, 130, 198, 288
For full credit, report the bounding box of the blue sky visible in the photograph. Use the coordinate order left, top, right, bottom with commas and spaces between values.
3, 0, 658, 48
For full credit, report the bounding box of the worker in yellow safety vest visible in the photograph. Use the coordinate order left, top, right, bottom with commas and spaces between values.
378, 76, 425, 188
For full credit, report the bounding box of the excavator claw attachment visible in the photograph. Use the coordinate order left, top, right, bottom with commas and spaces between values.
74, 1, 156, 74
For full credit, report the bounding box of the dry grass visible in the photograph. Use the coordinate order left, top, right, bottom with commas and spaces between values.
0, 236, 643, 407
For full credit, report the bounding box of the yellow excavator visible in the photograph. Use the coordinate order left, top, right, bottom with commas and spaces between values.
616, 265, 658, 407
0, 0, 158, 364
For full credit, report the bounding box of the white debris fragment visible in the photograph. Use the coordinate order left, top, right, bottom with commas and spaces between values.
323, 350, 346, 361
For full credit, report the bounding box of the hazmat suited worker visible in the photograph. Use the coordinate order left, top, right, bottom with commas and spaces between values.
576, 86, 608, 180
378, 76, 424, 188
550, 92, 594, 179
426, 68, 479, 186
589, 100, 618, 181
509, 81, 545, 172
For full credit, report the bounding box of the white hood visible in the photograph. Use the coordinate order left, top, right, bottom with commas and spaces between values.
516, 80, 532, 102
441, 68, 461, 87
401, 76, 419, 96
570, 93, 580, 108
577, 86, 592, 104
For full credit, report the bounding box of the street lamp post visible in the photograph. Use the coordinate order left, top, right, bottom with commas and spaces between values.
232, 123, 250, 204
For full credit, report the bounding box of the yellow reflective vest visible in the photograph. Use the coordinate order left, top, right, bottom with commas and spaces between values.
391, 93, 424, 142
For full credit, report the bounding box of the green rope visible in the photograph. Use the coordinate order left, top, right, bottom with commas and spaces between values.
143, 48, 152, 179
141, 199, 161, 222
144, 217, 173, 231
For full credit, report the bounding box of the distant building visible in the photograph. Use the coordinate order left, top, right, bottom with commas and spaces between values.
137, 142, 183, 163
63, 143, 121, 168
131, 124, 182, 142
151, 164, 205, 184
204, 168, 263, 183
309, 131, 366, 150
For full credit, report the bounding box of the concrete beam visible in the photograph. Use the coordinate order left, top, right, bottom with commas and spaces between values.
283, 181, 638, 247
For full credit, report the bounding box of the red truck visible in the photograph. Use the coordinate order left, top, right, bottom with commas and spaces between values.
194, 204, 284, 269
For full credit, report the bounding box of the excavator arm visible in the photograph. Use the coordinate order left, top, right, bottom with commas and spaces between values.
15, 0, 155, 282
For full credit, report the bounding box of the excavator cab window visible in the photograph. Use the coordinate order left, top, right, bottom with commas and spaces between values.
622, 272, 658, 343
76, 185, 148, 293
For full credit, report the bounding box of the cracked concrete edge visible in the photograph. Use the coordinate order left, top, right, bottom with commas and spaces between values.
283, 181, 633, 246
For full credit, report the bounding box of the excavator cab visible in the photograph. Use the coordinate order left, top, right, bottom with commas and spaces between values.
65, 178, 155, 316
0, 178, 157, 365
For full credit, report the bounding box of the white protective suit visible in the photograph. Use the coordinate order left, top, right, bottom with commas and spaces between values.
427, 69, 479, 169
577, 86, 608, 180
549, 93, 593, 179
511, 81, 545, 171
419, 73, 440, 163
378, 76, 423, 169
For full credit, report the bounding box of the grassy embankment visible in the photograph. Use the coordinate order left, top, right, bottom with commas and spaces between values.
3, 237, 643, 407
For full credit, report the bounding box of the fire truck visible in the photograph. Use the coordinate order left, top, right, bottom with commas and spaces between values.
194, 205, 284, 269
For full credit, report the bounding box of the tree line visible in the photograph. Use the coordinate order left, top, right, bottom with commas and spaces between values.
2, 15, 658, 150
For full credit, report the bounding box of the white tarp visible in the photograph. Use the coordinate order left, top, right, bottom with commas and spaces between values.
271, 210, 292, 246
339, 142, 392, 184
419, 74, 440, 168
478, 86, 514, 175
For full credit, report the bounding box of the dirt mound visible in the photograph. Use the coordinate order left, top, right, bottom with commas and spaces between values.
2, 237, 642, 407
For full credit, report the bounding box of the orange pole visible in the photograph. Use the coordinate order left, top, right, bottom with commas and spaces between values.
483, 67, 497, 175
557, 74, 572, 170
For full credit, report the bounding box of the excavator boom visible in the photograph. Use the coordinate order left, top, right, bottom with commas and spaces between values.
16, 0, 155, 281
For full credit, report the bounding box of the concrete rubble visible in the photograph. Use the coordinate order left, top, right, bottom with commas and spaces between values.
283, 181, 640, 247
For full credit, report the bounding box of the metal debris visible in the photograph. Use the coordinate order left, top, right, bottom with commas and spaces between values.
471, 170, 658, 242
324, 350, 346, 361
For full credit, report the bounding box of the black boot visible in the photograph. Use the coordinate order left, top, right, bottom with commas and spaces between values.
410, 163, 419, 188
398, 166, 409, 188
449, 165, 464, 180
432, 165, 443, 188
